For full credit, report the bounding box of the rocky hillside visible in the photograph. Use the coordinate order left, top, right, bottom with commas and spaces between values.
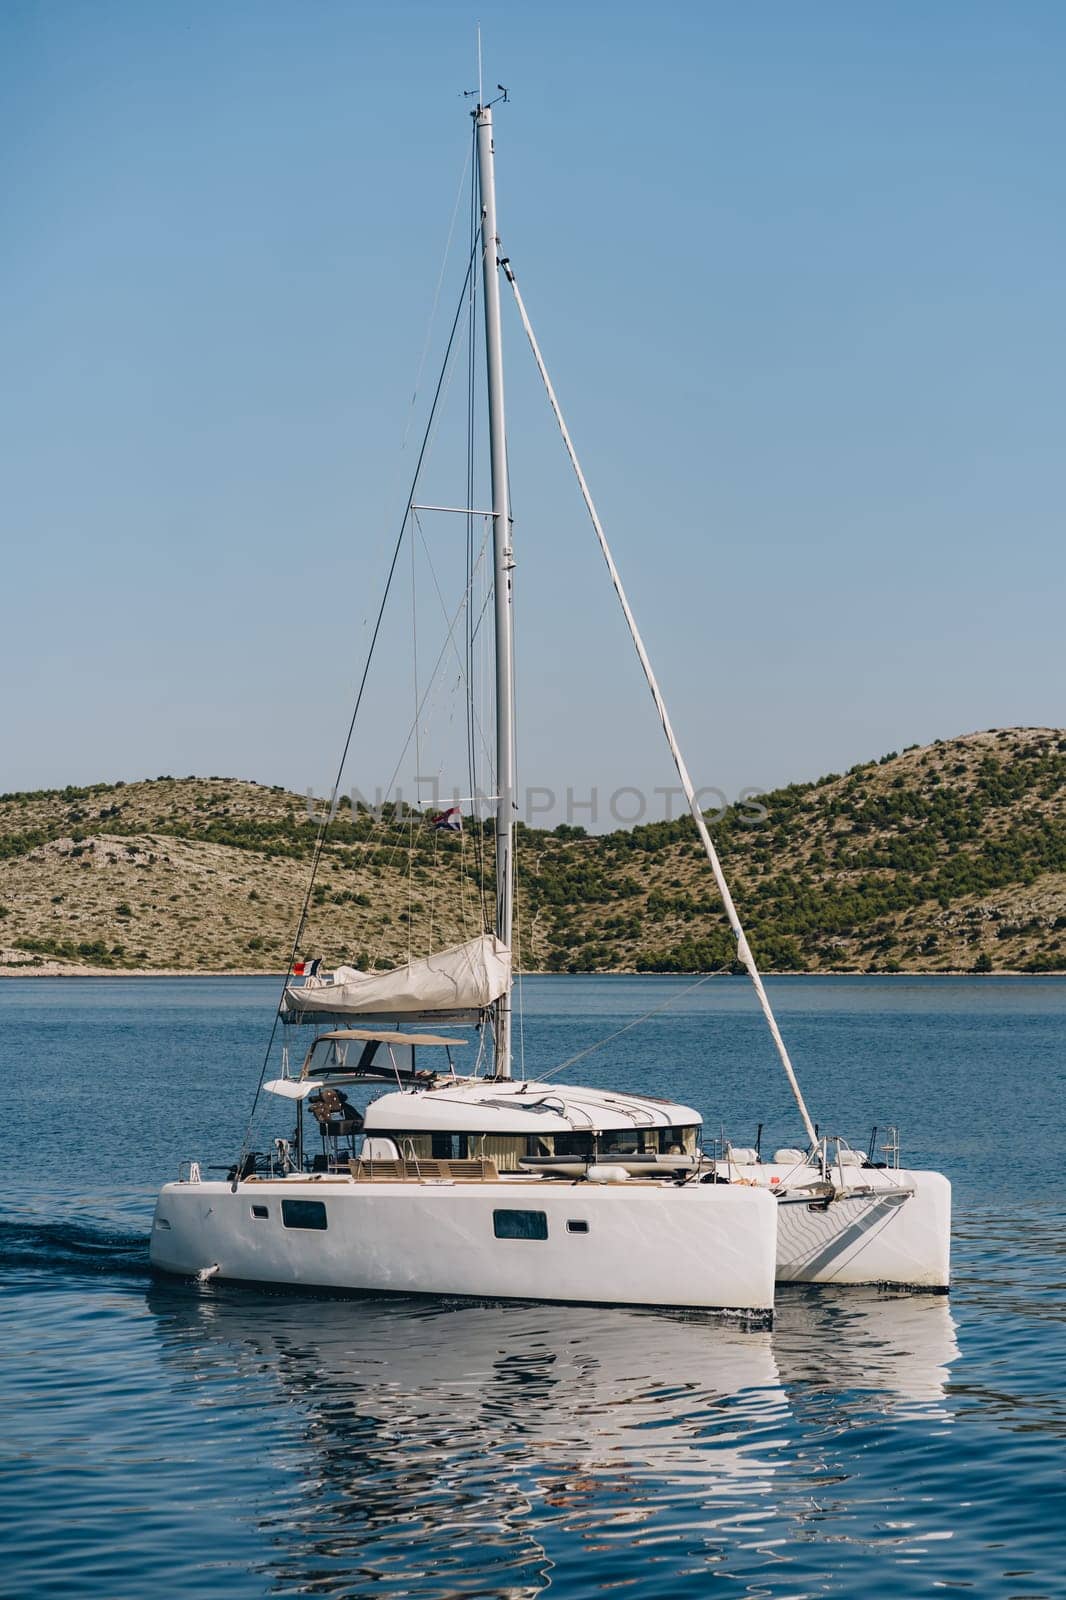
1, 727, 1062, 975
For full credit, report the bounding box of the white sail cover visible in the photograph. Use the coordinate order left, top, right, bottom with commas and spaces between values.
283, 934, 511, 1019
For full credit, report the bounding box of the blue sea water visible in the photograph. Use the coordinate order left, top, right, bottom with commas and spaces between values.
1, 974, 1063, 1599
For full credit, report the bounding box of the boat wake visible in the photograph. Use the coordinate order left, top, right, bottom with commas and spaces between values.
0, 1213, 151, 1283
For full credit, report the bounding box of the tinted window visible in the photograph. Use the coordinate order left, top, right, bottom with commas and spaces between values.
282, 1199, 328, 1231
553, 1133, 594, 1157
251, 1204, 269, 1219
566, 1219, 589, 1234
602, 1133, 649, 1155
431, 1132, 469, 1160
493, 1209, 548, 1240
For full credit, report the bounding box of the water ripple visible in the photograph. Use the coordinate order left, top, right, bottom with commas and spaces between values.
3, 975, 1065, 1599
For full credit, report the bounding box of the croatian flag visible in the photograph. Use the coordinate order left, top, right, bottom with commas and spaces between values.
431, 806, 463, 833
292, 957, 322, 978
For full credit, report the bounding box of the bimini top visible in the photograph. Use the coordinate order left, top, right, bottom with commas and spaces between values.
312, 1028, 468, 1048
362, 1076, 701, 1137
263, 1028, 465, 1100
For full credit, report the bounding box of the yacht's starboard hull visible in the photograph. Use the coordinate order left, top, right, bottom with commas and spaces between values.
726, 1165, 951, 1289
149, 1175, 778, 1315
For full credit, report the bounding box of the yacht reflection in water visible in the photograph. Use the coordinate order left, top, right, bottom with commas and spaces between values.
776, 1286, 960, 1419
144, 1287, 958, 1596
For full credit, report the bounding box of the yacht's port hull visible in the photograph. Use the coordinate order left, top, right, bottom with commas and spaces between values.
753, 1166, 951, 1289
149, 1176, 778, 1313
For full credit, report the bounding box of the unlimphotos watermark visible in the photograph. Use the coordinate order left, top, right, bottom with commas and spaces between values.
304, 780, 768, 829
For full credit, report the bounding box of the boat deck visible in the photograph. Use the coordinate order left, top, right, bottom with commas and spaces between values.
240, 1157, 681, 1187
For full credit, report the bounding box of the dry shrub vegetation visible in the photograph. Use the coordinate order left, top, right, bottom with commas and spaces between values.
0, 727, 1062, 976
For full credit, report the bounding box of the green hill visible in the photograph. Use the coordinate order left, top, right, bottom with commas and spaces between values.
1, 727, 1063, 976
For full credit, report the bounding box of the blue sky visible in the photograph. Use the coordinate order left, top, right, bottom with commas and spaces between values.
3, 1, 1063, 823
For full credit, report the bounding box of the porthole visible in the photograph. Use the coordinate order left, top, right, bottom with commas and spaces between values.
493, 1209, 548, 1241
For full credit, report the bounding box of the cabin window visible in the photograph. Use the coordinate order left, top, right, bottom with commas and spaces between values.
566, 1219, 589, 1234
553, 1133, 595, 1158
431, 1132, 469, 1160
659, 1127, 698, 1155
281, 1199, 328, 1231
493, 1209, 548, 1241
599, 1130, 644, 1154
250, 1204, 269, 1220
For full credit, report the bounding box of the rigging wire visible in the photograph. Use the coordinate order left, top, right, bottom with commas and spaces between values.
232, 230, 482, 1177
311, 501, 492, 972
361, 536, 493, 971
333, 148, 475, 941
364, 567, 482, 969
401, 143, 473, 453
290, 143, 474, 963
536, 969, 726, 1085
412, 513, 496, 786
501, 253, 820, 1148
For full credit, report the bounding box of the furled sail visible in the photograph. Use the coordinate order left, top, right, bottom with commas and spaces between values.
282, 933, 511, 1020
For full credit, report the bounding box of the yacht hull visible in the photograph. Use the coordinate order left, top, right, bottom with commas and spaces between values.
745, 1166, 951, 1289
149, 1176, 778, 1314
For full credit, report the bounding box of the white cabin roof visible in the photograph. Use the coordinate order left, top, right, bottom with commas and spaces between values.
315, 1028, 467, 1048
362, 1077, 700, 1136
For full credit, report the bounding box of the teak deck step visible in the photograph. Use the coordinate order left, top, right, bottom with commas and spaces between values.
347, 1157, 501, 1183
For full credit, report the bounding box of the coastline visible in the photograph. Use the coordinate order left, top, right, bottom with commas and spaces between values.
1, 964, 1061, 980
3, 737, 1061, 981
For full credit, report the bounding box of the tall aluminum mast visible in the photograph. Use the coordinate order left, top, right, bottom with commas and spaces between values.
475, 103, 515, 1078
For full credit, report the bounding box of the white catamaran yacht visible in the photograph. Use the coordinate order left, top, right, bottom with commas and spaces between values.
150, 94, 949, 1308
